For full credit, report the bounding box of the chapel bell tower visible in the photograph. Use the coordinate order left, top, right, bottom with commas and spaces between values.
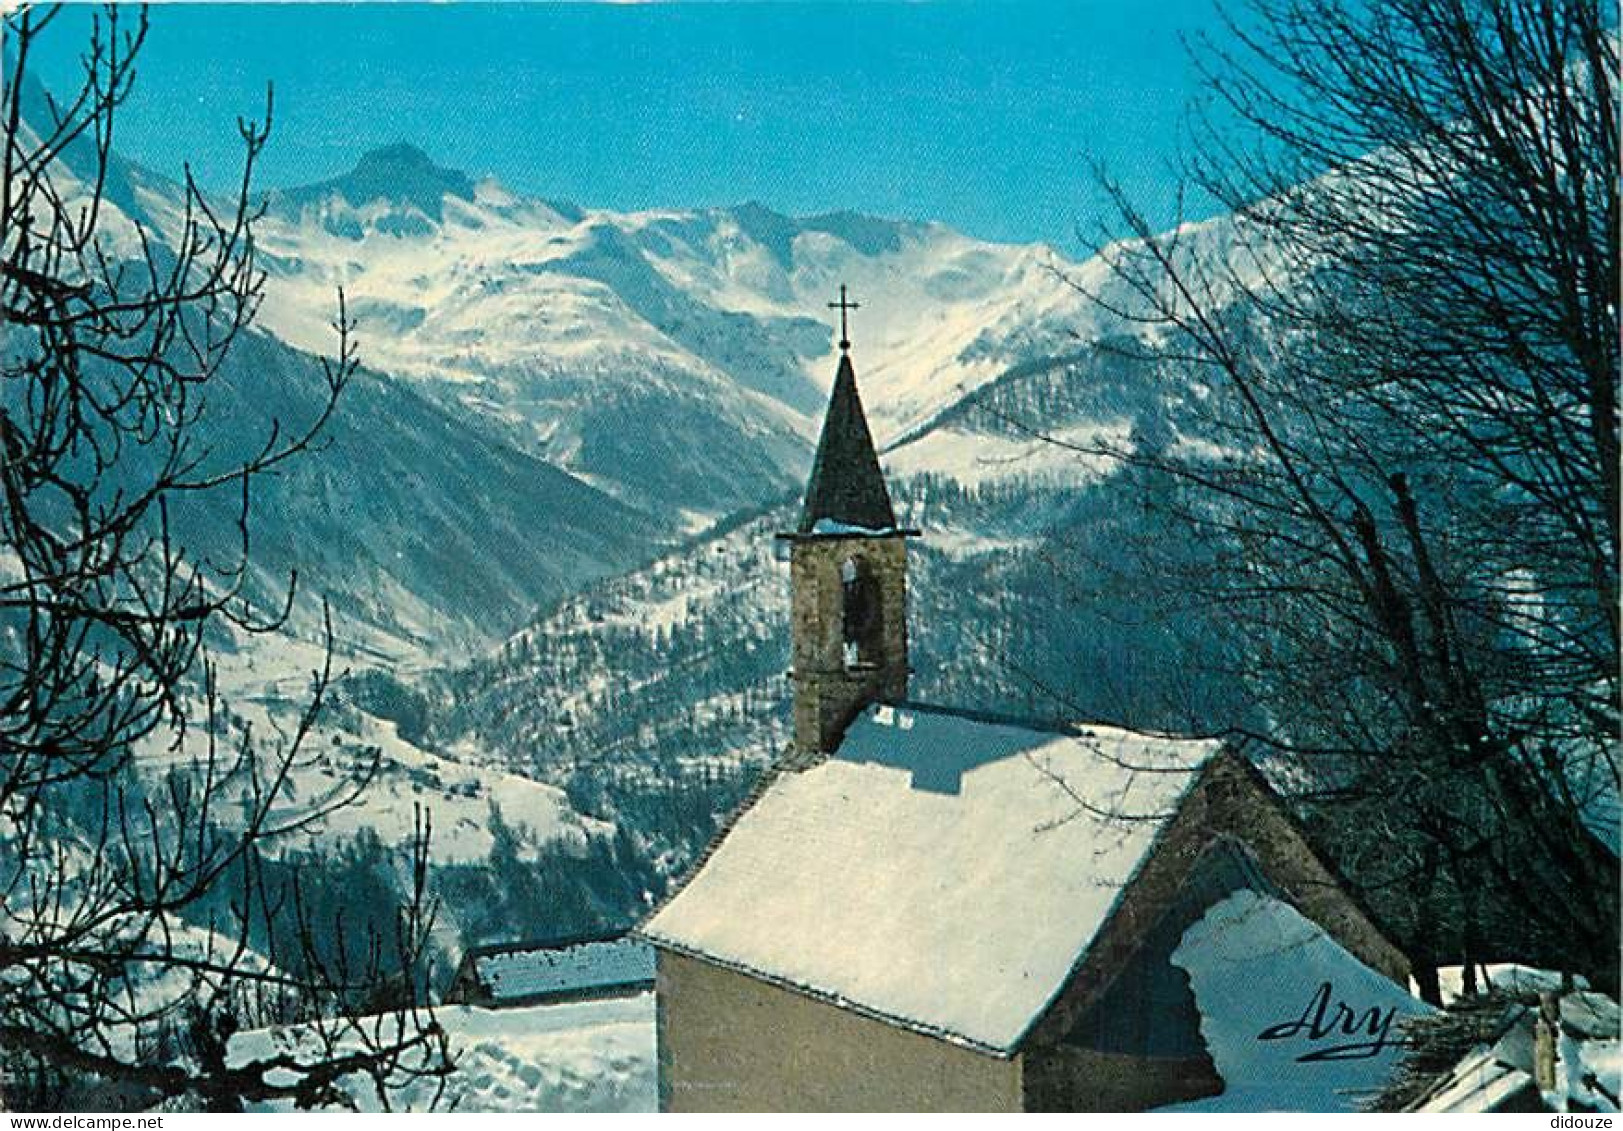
779, 287, 916, 760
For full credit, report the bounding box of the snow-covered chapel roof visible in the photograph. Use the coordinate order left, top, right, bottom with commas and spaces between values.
639, 702, 1223, 1054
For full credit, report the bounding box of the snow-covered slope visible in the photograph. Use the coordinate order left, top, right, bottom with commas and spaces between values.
236, 994, 656, 1113
153, 326, 663, 663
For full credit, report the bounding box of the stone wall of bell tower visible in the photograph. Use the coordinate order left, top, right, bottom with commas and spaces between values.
787, 533, 909, 760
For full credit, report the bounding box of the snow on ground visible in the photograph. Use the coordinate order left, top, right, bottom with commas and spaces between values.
236, 994, 655, 1113
1412, 989, 1619, 1113
106, 592, 611, 867
117, 924, 278, 1023
644, 702, 1217, 1052
1427, 963, 1590, 1006
285, 712, 605, 864
1557, 993, 1622, 1113
1415, 1044, 1538, 1114
1164, 889, 1434, 1112
127, 669, 603, 867
0, 910, 283, 1066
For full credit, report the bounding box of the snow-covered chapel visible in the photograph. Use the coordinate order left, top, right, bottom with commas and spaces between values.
637, 310, 1427, 1112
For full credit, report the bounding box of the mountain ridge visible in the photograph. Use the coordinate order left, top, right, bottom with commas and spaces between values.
237, 141, 1108, 524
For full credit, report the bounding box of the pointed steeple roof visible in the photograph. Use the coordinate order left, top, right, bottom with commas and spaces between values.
797, 351, 897, 535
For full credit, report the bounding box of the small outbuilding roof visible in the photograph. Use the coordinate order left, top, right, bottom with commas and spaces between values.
455, 934, 654, 1006
639, 702, 1221, 1053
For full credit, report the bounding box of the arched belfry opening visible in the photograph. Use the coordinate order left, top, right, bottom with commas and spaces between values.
777, 286, 918, 760
840, 556, 885, 670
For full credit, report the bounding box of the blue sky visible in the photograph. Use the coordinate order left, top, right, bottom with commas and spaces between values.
19, 2, 1231, 249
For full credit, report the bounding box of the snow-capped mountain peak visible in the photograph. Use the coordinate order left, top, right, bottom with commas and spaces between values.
247, 144, 1112, 520
276, 141, 478, 222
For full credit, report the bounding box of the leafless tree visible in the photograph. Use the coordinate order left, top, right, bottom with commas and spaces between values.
0, 6, 450, 1110
1049, 0, 1616, 995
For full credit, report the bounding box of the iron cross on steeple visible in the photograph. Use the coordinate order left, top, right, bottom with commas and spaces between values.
828, 285, 860, 352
